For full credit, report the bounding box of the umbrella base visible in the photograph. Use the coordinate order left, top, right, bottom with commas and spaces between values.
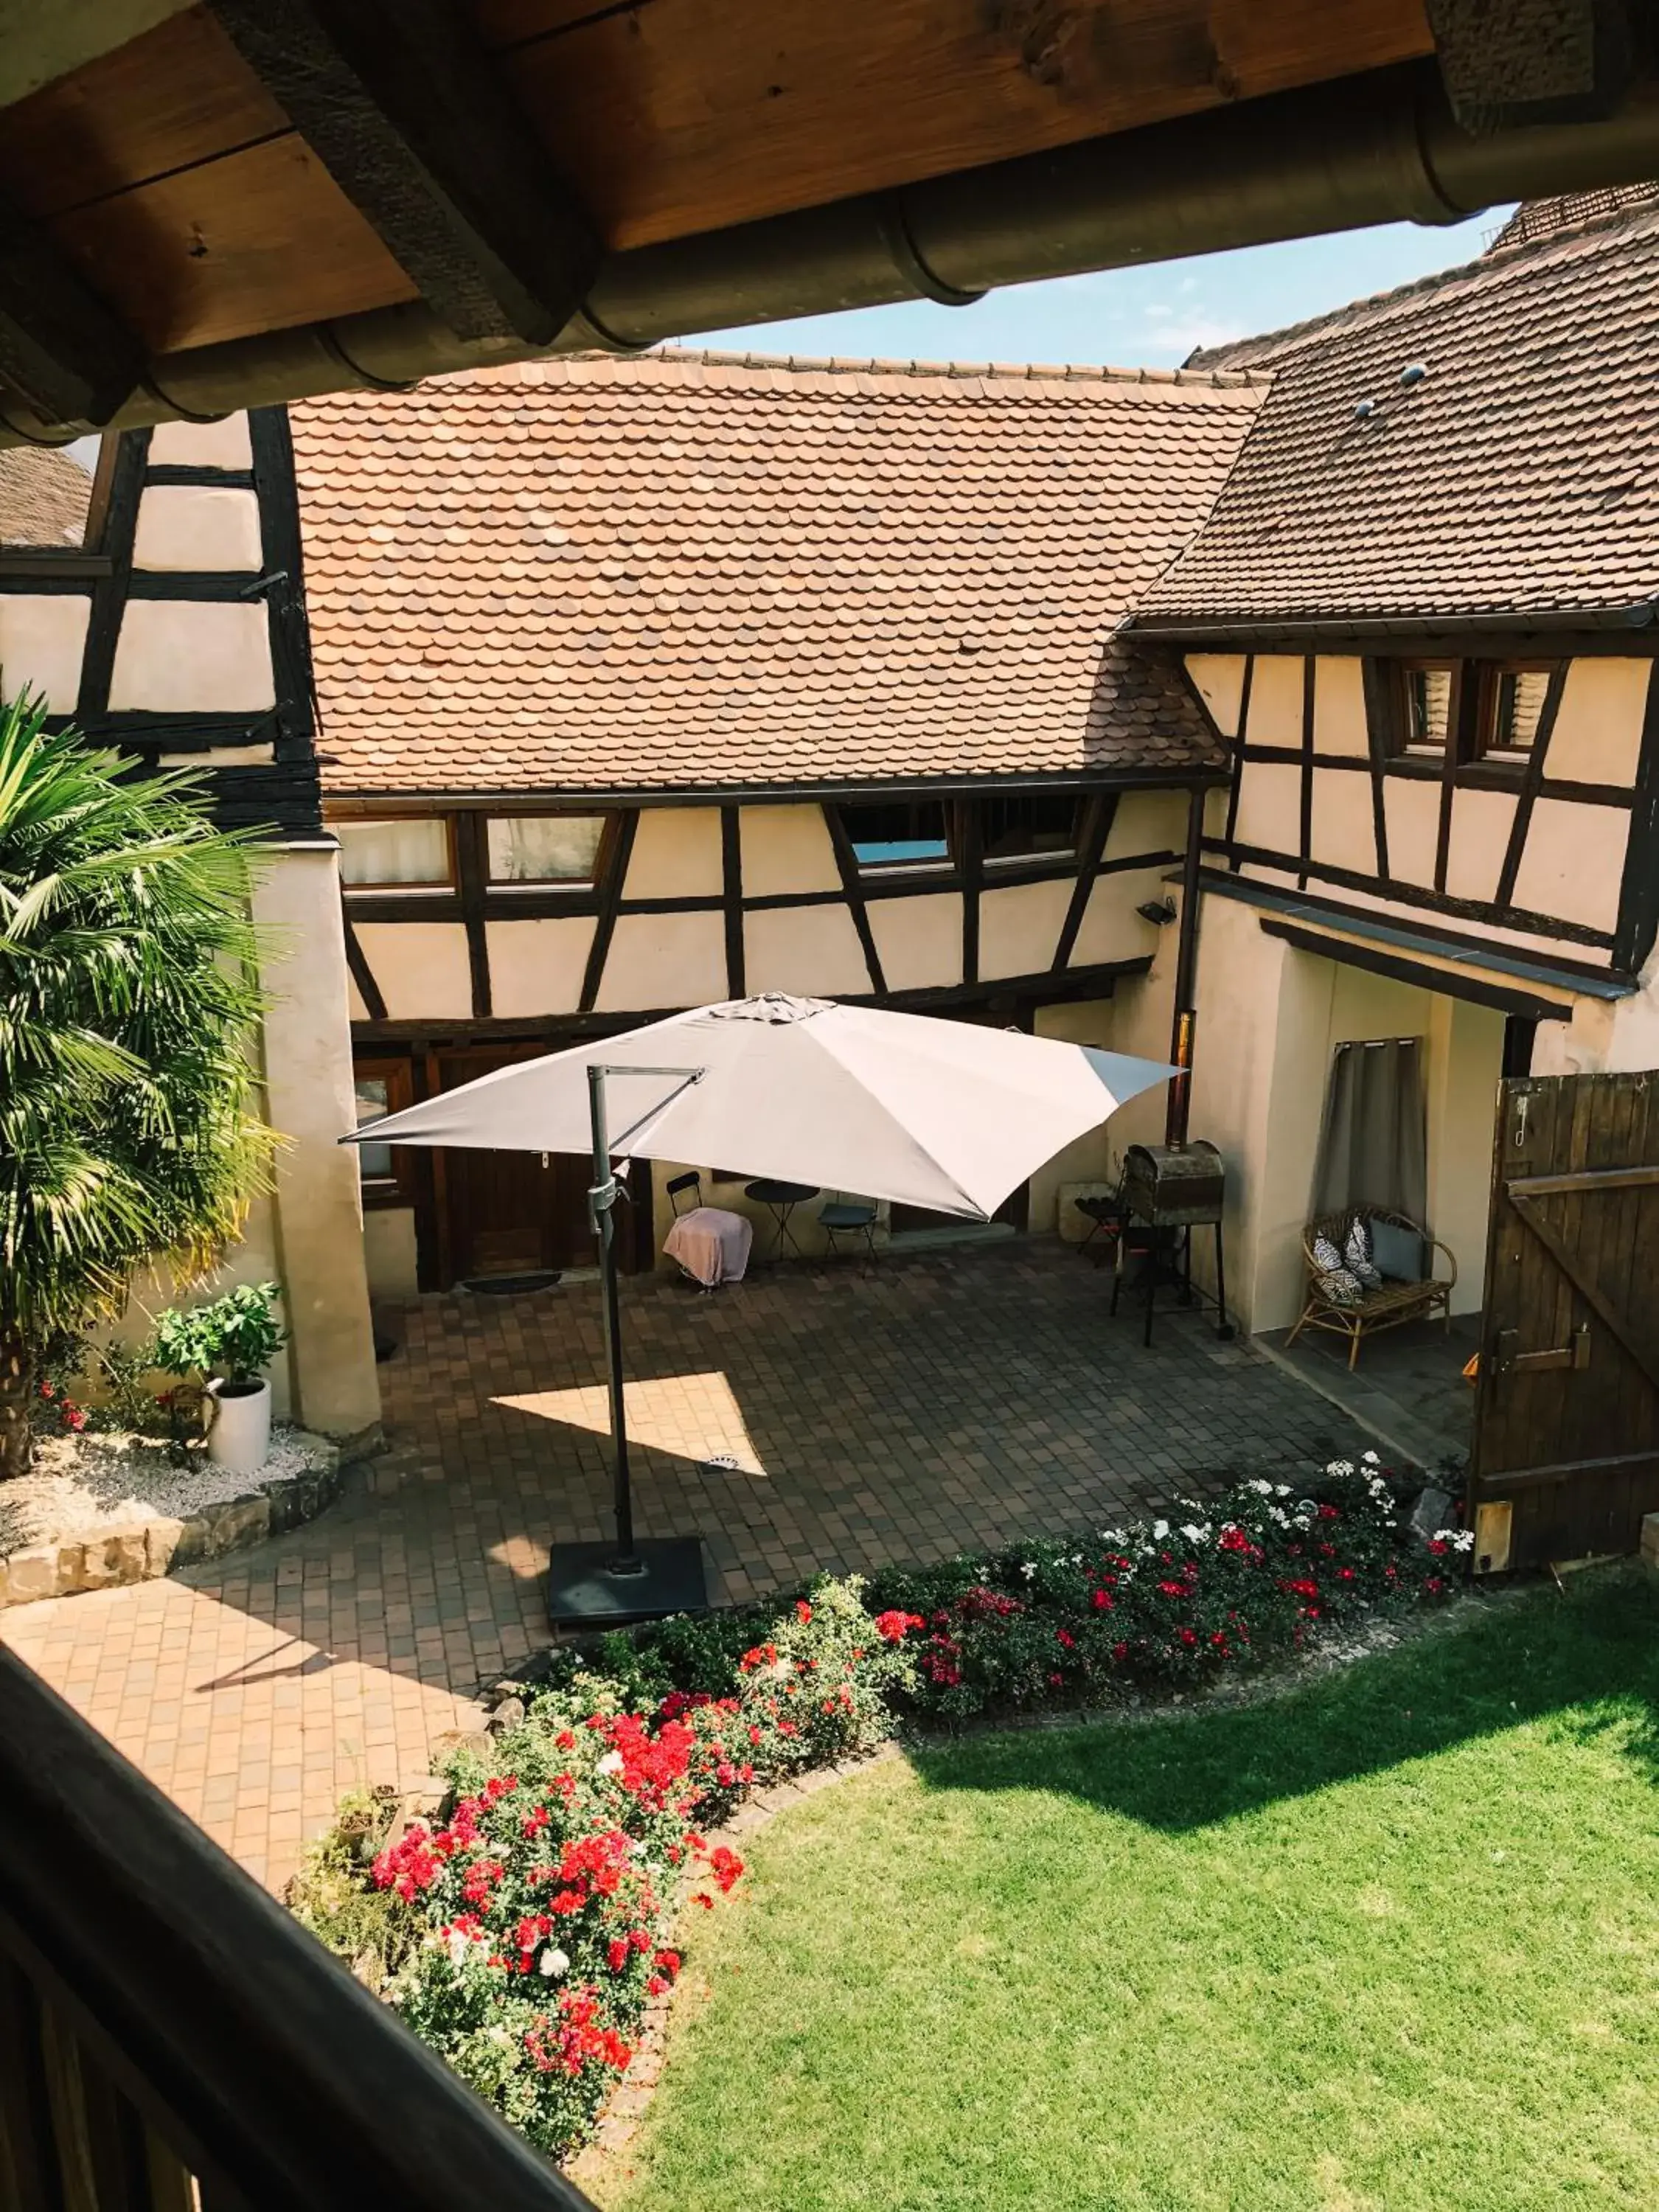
546, 1537, 709, 1627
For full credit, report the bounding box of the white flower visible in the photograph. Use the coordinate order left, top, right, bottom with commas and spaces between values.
1246, 1478, 1273, 1496
447, 1925, 474, 1968
1152, 1520, 1169, 1541
1361, 1450, 1380, 1466
1326, 1459, 1354, 1478
1020, 1561, 1037, 1579
540, 1947, 570, 1979
1268, 1507, 1290, 1526
1180, 1523, 1209, 1545
596, 1750, 625, 1777
1275, 1484, 1291, 1497
1433, 1528, 1475, 1553
487, 2025, 515, 2049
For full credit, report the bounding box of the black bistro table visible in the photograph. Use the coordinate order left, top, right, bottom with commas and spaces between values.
745, 1179, 820, 1261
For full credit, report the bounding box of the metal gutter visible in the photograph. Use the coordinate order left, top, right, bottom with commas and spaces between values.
7, 58, 1659, 444
1126, 605, 1659, 647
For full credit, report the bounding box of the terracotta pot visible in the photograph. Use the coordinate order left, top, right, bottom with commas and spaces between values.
206, 1377, 271, 1476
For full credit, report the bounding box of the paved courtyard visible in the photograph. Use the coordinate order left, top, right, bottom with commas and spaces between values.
2, 1243, 1372, 1891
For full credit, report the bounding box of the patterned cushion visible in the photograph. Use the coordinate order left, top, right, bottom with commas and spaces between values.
1315, 1266, 1364, 1307
1344, 1217, 1383, 1288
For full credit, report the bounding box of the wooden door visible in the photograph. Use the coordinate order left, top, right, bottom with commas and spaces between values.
437, 1049, 583, 1284
1469, 1071, 1659, 1572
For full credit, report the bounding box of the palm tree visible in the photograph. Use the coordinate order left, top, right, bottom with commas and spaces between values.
0, 695, 276, 1477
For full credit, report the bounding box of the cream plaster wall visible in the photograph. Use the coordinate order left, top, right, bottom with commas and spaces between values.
486, 917, 595, 1016
744, 902, 870, 998
1443, 786, 1517, 906
148, 415, 253, 468
979, 878, 1072, 980
364, 1208, 420, 1301
738, 804, 841, 897
1547, 658, 1652, 786
1069, 872, 1166, 970
1312, 656, 1369, 758
1183, 653, 1246, 737
596, 911, 726, 1012
1104, 787, 1187, 860
355, 921, 473, 1020
1510, 797, 1624, 934
109, 600, 275, 712
1234, 761, 1301, 853
1244, 654, 1306, 745
0, 593, 90, 712
869, 892, 961, 992
1424, 995, 1504, 1316
133, 484, 262, 571
1028, 999, 1118, 1232
1382, 776, 1441, 888
254, 848, 381, 1438
1535, 948, 1659, 1078
624, 807, 724, 900
101, 1194, 292, 1420
1309, 767, 1376, 874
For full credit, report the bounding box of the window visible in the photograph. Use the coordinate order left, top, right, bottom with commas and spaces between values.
1394, 661, 1456, 754
0, 434, 111, 552
335, 817, 451, 889
982, 792, 1080, 864
487, 813, 608, 884
842, 800, 950, 871
353, 1060, 412, 1200
1475, 662, 1554, 761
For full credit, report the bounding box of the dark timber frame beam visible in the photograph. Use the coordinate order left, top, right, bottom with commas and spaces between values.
204, 0, 599, 345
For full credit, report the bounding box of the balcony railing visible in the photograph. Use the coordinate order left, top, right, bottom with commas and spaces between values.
0, 1646, 599, 2212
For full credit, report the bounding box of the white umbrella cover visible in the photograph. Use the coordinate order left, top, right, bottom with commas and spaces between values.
347, 992, 1175, 1220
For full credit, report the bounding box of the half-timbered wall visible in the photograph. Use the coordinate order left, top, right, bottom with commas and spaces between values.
339, 784, 1195, 1291
0, 420, 378, 1437
1180, 643, 1659, 1332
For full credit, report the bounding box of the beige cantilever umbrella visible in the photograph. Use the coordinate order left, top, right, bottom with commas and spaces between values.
344, 993, 1175, 1621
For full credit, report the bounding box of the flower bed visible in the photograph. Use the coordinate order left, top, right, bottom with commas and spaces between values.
293, 1457, 1469, 2164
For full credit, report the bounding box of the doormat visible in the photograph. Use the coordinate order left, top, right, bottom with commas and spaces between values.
461, 1270, 563, 1296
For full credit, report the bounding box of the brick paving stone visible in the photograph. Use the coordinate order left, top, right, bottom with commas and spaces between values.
1, 1242, 1370, 1893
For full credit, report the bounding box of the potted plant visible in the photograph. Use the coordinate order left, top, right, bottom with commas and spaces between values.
153, 1283, 286, 1475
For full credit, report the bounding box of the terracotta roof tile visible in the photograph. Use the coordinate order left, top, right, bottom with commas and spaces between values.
293, 348, 1259, 795
1140, 199, 1659, 625
0, 445, 93, 548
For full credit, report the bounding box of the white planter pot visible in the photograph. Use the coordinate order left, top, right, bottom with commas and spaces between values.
206, 1377, 272, 1476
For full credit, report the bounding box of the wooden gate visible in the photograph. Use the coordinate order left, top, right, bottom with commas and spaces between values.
1469, 1071, 1659, 1572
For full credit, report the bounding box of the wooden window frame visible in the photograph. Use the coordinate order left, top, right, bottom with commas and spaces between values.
979, 790, 1084, 869
352, 1057, 416, 1208
1386, 658, 1464, 761
1470, 658, 1559, 767
482, 806, 619, 890
839, 797, 955, 875
0, 430, 119, 567
333, 813, 458, 895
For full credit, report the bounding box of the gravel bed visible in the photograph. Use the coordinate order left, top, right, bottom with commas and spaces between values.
0, 1425, 336, 1554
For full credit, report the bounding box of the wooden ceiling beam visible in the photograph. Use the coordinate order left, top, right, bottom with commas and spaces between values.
0, 192, 144, 423
201, 0, 599, 345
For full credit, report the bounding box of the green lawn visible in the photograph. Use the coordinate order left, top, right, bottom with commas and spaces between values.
606, 1571, 1659, 2212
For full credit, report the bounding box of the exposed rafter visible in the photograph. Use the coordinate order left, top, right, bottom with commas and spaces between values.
0, 194, 144, 425
203, 0, 599, 345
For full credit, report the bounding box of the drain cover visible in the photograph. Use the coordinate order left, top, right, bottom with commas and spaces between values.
701, 1453, 742, 1473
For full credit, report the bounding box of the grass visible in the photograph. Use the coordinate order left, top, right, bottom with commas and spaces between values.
604, 1570, 1659, 2212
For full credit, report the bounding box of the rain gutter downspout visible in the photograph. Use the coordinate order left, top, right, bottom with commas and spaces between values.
1164, 787, 1207, 1150
7, 58, 1659, 443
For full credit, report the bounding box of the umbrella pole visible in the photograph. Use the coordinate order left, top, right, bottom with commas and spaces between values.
588, 1065, 643, 1576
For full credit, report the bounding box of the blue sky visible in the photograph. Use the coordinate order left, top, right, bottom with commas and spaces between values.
692, 210, 1511, 369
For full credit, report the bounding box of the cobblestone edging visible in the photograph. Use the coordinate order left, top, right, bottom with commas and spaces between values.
565, 1745, 903, 2194
0, 1444, 344, 1609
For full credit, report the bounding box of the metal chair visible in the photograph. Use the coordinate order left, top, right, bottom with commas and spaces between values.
1073, 1188, 1124, 1267
666, 1170, 703, 1217
819, 1196, 878, 1263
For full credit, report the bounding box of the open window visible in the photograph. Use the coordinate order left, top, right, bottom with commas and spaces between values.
485, 812, 611, 886
981, 791, 1081, 864
352, 1058, 414, 1207
335, 817, 453, 891
1472, 662, 1554, 763
841, 799, 950, 872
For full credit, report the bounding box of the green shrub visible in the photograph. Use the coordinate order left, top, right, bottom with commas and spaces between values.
153, 1280, 285, 1385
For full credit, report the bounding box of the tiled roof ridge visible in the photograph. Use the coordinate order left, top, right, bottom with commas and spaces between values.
451, 344, 1263, 395
1187, 190, 1659, 370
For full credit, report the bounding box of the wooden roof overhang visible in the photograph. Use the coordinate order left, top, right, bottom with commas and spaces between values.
1, 0, 1658, 445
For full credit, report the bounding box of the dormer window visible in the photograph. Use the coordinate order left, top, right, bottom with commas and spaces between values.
1473, 662, 1552, 762
1374, 656, 1559, 769
1395, 661, 1456, 754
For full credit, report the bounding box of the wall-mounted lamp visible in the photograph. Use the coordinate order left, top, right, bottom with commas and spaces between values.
1136, 897, 1178, 926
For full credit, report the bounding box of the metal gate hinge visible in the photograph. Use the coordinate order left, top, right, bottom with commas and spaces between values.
1495, 1323, 1591, 1376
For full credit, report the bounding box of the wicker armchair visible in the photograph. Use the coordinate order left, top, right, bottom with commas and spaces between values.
1287, 1204, 1455, 1370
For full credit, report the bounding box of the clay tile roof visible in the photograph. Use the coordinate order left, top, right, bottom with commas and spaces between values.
292, 348, 1262, 796
1136, 198, 1659, 627
0, 445, 93, 548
